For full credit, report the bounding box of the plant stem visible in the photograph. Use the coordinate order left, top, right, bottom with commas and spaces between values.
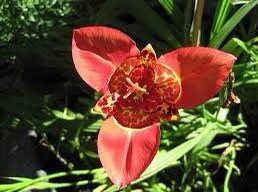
192, 0, 205, 46
223, 150, 236, 192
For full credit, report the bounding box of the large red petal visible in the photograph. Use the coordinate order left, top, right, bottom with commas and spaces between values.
158, 47, 236, 109
72, 26, 139, 94
72, 45, 114, 94
98, 117, 160, 187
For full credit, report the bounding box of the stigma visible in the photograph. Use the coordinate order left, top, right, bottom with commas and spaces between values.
123, 77, 147, 99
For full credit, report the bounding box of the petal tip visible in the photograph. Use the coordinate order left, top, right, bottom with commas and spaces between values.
230, 53, 237, 62
142, 43, 155, 53
98, 117, 160, 188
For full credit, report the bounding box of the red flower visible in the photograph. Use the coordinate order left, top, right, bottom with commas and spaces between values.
72, 26, 236, 187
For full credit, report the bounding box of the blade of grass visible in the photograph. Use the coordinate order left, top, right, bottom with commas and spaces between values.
158, 0, 183, 18
191, 124, 218, 153
1, 177, 31, 182
20, 180, 89, 192
223, 37, 258, 60
232, 0, 250, 5
209, 0, 258, 48
2, 170, 90, 192
222, 38, 243, 54
158, 0, 184, 28
210, 0, 232, 38
0, 183, 23, 191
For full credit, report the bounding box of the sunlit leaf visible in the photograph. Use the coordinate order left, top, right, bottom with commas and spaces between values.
210, 0, 232, 39
209, 0, 258, 48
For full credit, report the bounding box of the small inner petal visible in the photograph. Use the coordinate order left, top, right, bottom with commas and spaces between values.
93, 93, 118, 116
113, 105, 160, 128
137, 44, 157, 67
154, 64, 181, 104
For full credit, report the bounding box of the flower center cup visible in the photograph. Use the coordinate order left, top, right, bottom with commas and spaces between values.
106, 44, 182, 128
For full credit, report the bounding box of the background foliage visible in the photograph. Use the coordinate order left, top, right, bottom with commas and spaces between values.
0, 0, 258, 191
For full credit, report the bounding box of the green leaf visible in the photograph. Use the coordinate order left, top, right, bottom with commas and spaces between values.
210, 0, 232, 38
85, 119, 103, 132
223, 37, 258, 60
85, 149, 98, 158
209, 0, 258, 48
158, 0, 184, 28
1, 177, 31, 182
52, 109, 77, 120
20, 181, 89, 192
0, 170, 90, 192
232, 0, 250, 5
0, 183, 22, 191
222, 38, 244, 56
158, 0, 183, 17
191, 124, 218, 153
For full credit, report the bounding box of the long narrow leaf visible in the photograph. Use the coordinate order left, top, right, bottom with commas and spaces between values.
209, 0, 258, 48
158, 0, 184, 28
20, 181, 89, 192
0, 170, 90, 192
210, 0, 232, 38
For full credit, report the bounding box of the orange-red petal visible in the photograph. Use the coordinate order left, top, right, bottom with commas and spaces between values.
98, 117, 160, 187
158, 47, 236, 109
72, 26, 139, 94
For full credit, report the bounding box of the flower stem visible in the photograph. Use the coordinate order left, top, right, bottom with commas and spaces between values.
223, 150, 236, 192
192, 0, 205, 46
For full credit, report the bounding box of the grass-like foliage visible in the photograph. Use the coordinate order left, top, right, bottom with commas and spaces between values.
0, 0, 257, 191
